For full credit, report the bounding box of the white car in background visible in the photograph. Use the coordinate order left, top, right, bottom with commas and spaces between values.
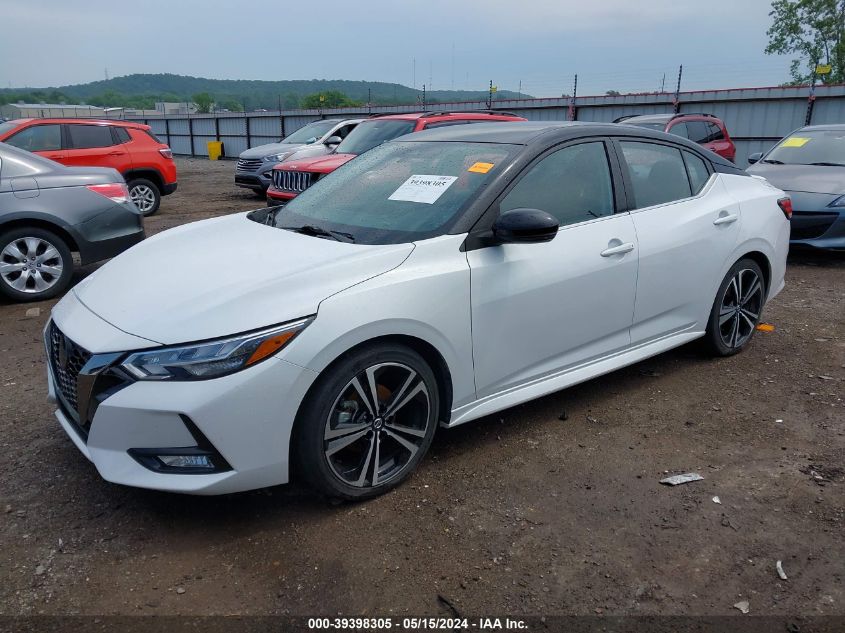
45, 122, 790, 499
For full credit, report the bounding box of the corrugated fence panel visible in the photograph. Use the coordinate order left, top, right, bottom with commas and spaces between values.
249, 116, 283, 138
219, 117, 246, 135
283, 116, 323, 135
168, 135, 192, 155
191, 118, 216, 135
813, 97, 845, 125
220, 137, 247, 158
193, 135, 216, 156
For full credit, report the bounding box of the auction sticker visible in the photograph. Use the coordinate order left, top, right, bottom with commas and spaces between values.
389, 175, 457, 204
468, 161, 495, 173
781, 137, 810, 148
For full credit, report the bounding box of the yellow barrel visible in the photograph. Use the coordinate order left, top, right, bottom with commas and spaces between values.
207, 141, 223, 161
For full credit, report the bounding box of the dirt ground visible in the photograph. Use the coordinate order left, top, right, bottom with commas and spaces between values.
0, 158, 843, 619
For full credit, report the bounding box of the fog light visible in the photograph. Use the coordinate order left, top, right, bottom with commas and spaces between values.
158, 454, 215, 469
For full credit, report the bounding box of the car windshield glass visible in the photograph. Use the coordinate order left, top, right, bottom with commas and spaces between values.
273, 140, 514, 245
334, 120, 416, 155
282, 121, 336, 144
0, 121, 20, 135
765, 129, 845, 165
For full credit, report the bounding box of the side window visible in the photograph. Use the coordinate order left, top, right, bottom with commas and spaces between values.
684, 121, 710, 144
424, 119, 478, 129
67, 124, 116, 149
682, 151, 711, 195
114, 127, 131, 144
667, 123, 689, 139
706, 122, 725, 142
500, 142, 615, 227
4, 124, 62, 151
619, 141, 692, 209
336, 124, 355, 139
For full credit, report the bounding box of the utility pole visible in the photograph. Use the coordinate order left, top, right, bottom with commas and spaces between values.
673, 65, 683, 113
487, 80, 493, 109
422, 85, 426, 110
412, 58, 416, 90
368, 88, 372, 113
660, 73, 666, 93
451, 43, 455, 90
568, 74, 578, 121
518, 80, 522, 100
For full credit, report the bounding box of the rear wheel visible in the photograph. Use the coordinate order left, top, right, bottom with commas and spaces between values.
0, 227, 73, 302
127, 178, 161, 216
295, 343, 440, 500
703, 258, 765, 356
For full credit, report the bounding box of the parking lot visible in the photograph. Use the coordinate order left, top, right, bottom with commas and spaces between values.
0, 157, 842, 617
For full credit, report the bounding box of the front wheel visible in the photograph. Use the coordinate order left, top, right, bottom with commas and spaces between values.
0, 228, 73, 302
295, 343, 440, 500
703, 258, 766, 356
127, 178, 161, 216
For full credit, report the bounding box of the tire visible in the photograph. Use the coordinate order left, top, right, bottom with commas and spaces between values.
0, 227, 73, 303
127, 178, 161, 216
703, 258, 766, 356
294, 343, 440, 501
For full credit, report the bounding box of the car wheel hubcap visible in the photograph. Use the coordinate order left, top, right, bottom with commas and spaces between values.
324, 362, 430, 488
0, 237, 63, 294
130, 185, 156, 213
719, 268, 763, 349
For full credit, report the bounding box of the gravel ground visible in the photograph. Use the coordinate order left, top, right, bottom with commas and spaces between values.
0, 158, 842, 618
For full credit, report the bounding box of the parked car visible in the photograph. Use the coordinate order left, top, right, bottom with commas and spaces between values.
44, 122, 789, 498
617, 113, 736, 162
0, 118, 176, 216
747, 124, 845, 250
235, 118, 364, 194
0, 142, 144, 302
266, 111, 527, 204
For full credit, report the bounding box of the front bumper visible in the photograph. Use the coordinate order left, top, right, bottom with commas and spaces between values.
789, 209, 845, 250
266, 187, 297, 204
235, 161, 274, 191
46, 295, 318, 495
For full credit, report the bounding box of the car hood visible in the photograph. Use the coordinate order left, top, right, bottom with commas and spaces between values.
282, 153, 356, 173
747, 163, 845, 195
72, 213, 414, 345
239, 142, 305, 160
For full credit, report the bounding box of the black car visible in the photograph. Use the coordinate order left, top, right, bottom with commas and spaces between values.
0, 142, 145, 302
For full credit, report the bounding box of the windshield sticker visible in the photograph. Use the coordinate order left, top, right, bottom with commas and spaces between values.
468, 162, 495, 174
781, 137, 811, 148
388, 175, 458, 204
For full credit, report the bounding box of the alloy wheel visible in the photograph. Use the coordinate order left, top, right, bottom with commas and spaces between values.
0, 237, 64, 294
324, 362, 431, 488
129, 184, 156, 214
718, 268, 763, 349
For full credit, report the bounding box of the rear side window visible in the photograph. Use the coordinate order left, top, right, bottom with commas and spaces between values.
682, 151, 711, 194
667, 123, 689, 139
705, 122, 724, 142
619, 141, 692, 209
501, 141, 615, 227
68, 124, 116, 149
114, 127, 131, 143
5, 124, 62, 151
144, 130, 162, 143
683, 121, 710, 144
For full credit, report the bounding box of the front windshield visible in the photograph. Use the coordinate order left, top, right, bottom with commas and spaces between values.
0, 121, 20, 136
282, 120, 336, 144
334, 120, 416, 155
764, 129, 845, 166
274, 140, 514, 244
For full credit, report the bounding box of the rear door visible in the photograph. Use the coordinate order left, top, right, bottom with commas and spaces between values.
64, 123, 132, 172
466, 139, 639, 398
615, 139, 742, 344
2, 123, 66, 162
702, 121, 734, 161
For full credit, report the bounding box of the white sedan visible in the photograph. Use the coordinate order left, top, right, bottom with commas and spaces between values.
44, 122, 790, 498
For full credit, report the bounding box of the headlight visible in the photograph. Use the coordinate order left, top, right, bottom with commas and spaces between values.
265, 152, 293, 163
121, 318, 311, 381
828, 195, 845, 208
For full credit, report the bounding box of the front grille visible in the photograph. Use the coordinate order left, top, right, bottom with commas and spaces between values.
47, 322, 91, 416
237, 158, 263, 172
272, 169, 313, 193
790, 212, 838, 241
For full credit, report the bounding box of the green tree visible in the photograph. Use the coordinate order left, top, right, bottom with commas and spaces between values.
605, 90, 622, 96
192, 92, 214, 113
301, 90, 359, 108
766, 0, 845, 84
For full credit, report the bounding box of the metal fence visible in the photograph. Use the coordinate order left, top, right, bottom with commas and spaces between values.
124, 84, 845, 167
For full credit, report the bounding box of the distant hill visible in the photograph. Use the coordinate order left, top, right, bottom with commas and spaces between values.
0, 73, 530, 110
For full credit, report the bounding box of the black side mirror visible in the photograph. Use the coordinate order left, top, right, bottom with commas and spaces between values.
324, 136, 342, 146
748, 152, 763, 165
492, 208, 559, 244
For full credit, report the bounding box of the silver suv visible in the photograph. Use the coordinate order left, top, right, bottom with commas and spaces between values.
235, 118, 363, 193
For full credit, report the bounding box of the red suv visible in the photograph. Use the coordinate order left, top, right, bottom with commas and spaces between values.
616, 113, 736, 162
0, 118, 177, 215
266, 110, 527, 203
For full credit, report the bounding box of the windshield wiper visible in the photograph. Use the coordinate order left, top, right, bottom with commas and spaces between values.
761, 159, 784, 164
806, 162, 845, 167
279, 224, 356, 243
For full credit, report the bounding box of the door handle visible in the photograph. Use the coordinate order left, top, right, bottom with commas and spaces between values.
713, 213, 738, 226
600, 242, 635, 257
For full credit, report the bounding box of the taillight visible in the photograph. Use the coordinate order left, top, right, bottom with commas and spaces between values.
777, 197, 793, 219
159, 148, 173, 159
87, 183, 130, 204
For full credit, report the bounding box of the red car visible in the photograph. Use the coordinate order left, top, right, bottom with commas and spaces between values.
0, 118, 177, 215
266, 111, 527, 203
616, 113, 736, 162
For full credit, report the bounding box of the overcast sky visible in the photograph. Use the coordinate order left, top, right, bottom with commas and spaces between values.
0, 0, 793, 97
